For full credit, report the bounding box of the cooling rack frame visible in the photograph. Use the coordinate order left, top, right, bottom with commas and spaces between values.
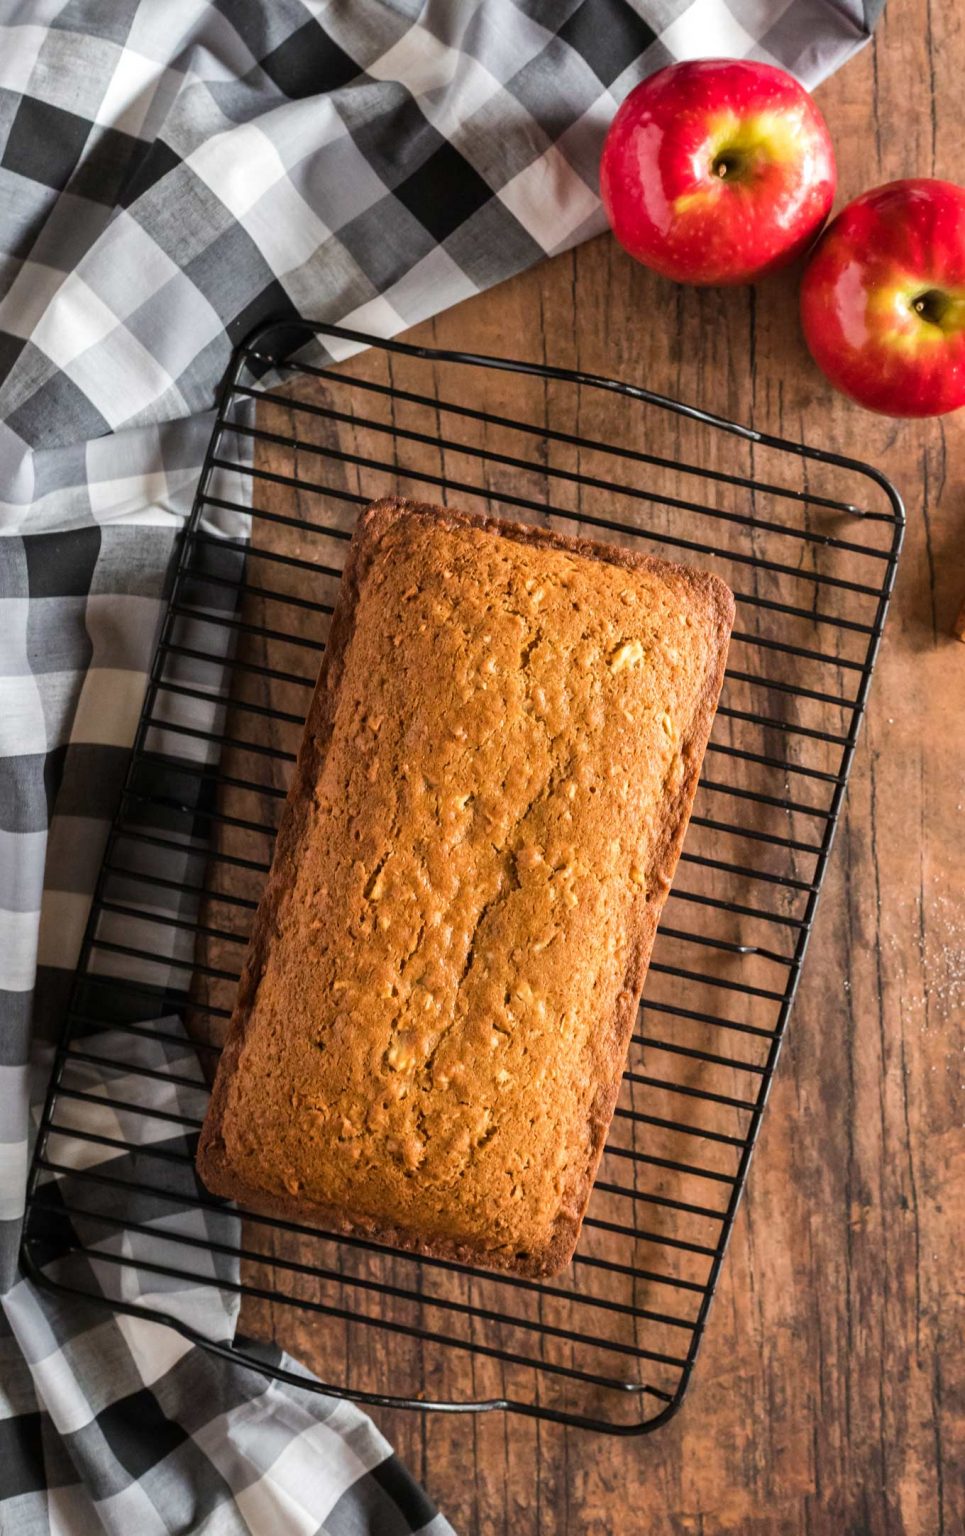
22, 319, 905, 1434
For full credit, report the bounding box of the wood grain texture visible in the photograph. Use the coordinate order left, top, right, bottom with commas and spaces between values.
197, 2, 964, 1529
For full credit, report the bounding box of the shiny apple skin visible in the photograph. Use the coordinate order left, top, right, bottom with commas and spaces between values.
800, 178, 965, 417
600, 58, 836, 286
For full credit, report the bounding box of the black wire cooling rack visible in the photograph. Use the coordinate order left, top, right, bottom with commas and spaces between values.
23, 320, 904, 1434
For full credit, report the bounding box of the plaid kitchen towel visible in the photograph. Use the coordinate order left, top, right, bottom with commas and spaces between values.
0, 0, 883, 1531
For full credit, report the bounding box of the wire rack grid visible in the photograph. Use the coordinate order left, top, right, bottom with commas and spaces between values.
23, 319, 904, 1434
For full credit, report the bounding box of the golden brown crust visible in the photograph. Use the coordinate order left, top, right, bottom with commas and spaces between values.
197, 499, 734, 1276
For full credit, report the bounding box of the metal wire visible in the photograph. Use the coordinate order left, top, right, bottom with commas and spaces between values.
22, 319, 904, 1435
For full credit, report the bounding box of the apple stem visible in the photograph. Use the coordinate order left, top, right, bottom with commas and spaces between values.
912, 288, 952, 328
711, 149, 747, 181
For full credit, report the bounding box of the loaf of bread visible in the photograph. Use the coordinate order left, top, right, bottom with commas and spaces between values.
196, 499, 734, 1276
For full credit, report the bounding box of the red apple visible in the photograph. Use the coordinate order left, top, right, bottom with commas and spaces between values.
600, 58, 836, 286
800, 178, 965, 417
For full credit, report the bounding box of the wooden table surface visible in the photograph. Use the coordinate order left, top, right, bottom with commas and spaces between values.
374, 9, 963, 1530
210, 2, 963, 1530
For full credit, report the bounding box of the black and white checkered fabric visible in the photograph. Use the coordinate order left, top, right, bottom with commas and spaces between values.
0, 1, 882, 1530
